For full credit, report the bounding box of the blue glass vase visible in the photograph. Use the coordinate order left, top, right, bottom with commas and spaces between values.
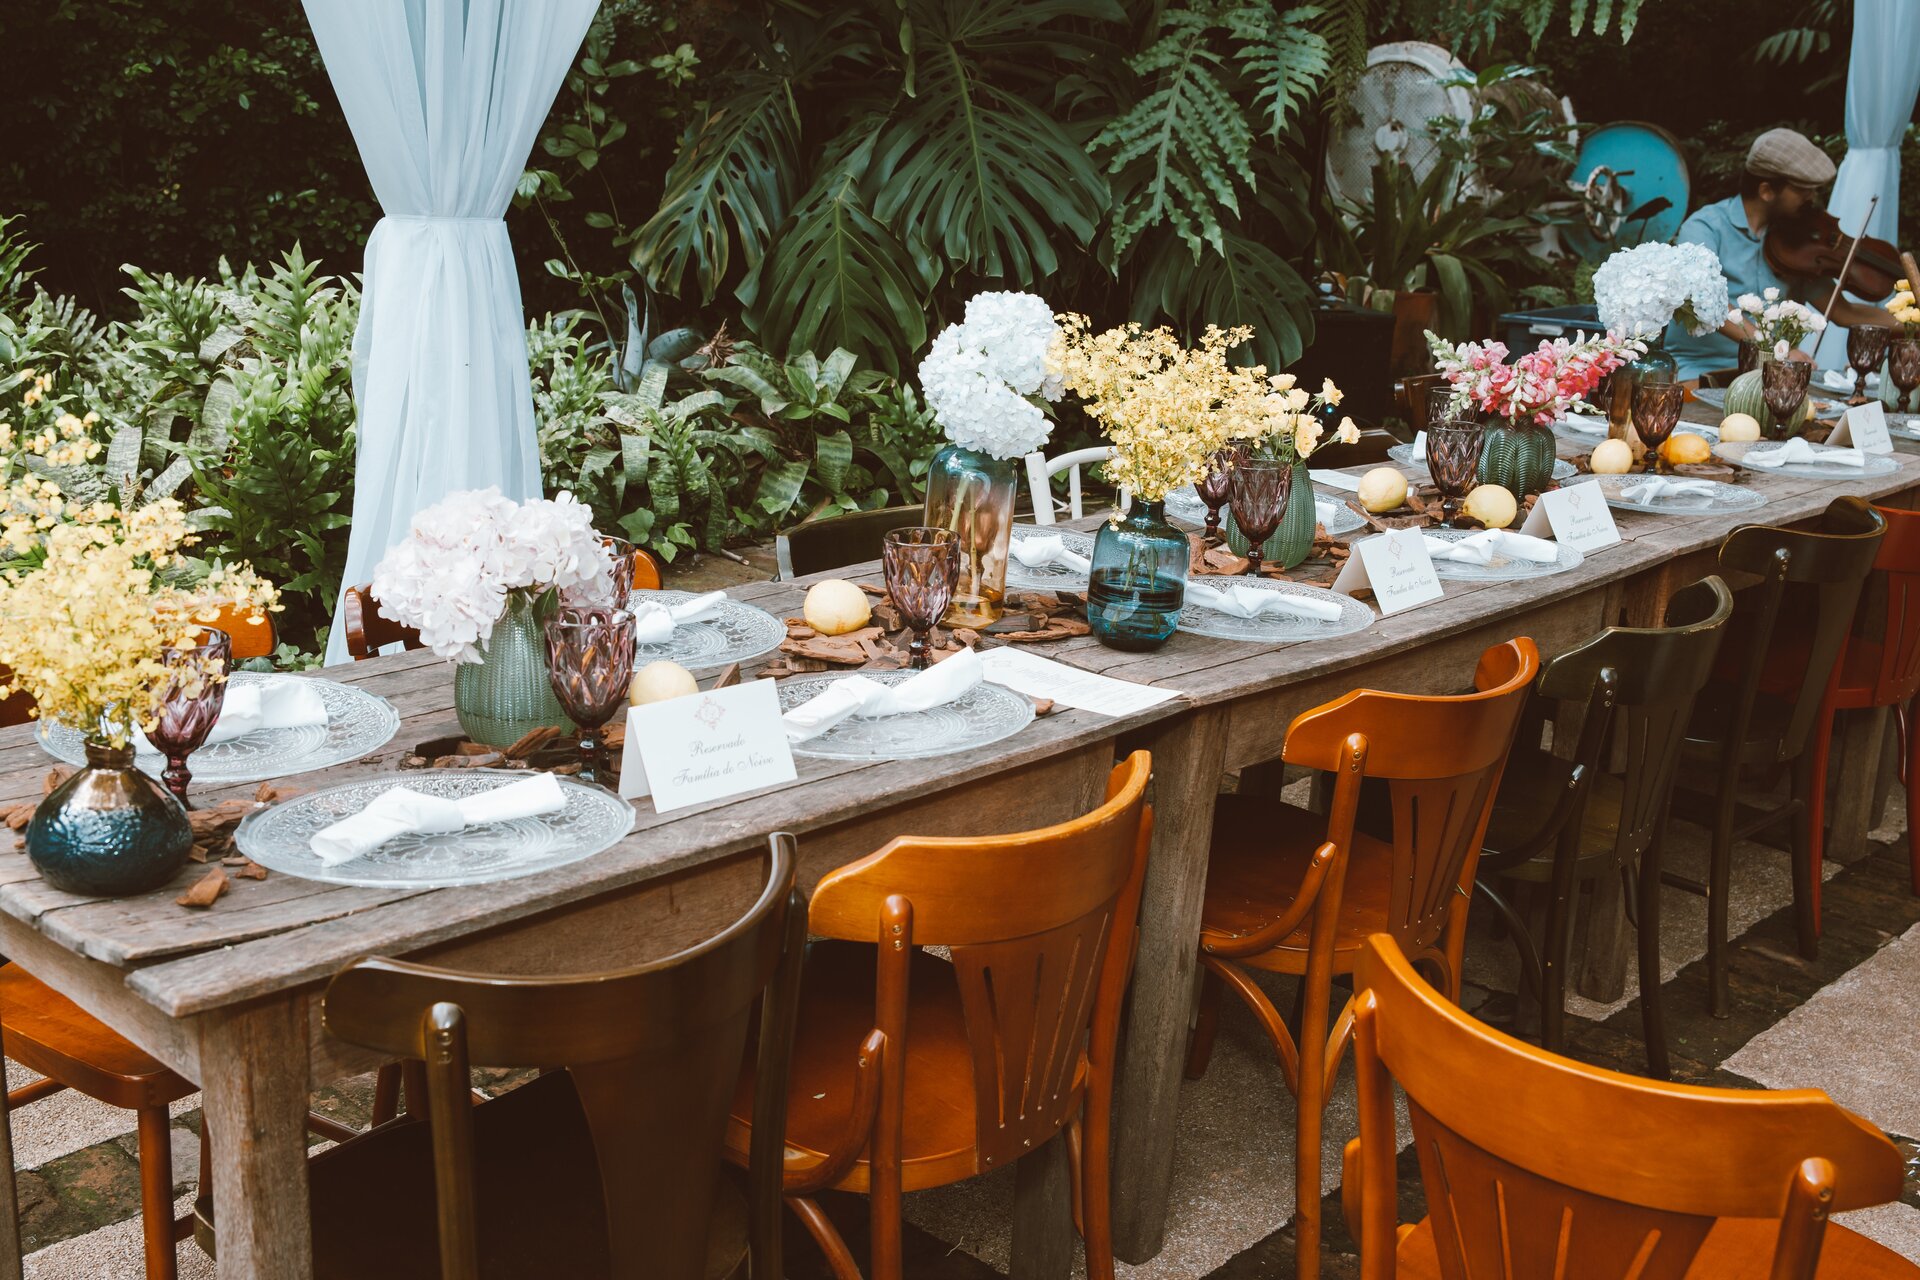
27, 742, 192, 896
1087, 500, 1188, 651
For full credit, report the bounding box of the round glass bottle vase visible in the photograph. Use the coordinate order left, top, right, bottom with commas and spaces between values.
455, 590, 575, 748
1087, 500, 1189, 651
1223, 459, 1317, 570
1478, 419, 1558, 500
923, 443, 1018, 628
27, 741, 192, 896
1607, 334, 1678, 459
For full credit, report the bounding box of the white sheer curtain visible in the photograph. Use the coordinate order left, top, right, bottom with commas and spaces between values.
304, 0, 598, 664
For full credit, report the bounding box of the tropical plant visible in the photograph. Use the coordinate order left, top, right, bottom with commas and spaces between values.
1747, 0, 1844, 96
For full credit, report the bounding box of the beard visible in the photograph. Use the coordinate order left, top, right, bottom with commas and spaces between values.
1770, 201, 1824, 244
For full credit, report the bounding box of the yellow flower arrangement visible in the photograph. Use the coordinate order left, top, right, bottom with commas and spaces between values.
0, 480, 279, 748
1889, 280, 1920, 336
1051, 316, 1356, 503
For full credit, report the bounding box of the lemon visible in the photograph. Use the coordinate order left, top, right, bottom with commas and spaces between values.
1589, 438, 1634, 474
1718, 412, 1761, 443
1463, 484, 1518, 530
1661, 432, 1712, 466
1357, 467, 1408, 513
802, 579, 872, 636
630, 660, 699, 706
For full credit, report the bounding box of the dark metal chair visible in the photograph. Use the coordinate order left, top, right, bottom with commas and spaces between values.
1303, 429, 1400, 470
774, 506, 925, 580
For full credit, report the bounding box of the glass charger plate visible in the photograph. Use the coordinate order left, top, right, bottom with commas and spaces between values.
1409, 527, 1585, 582
1006, 525, 1096, 592
1711, 441, 1902, 480
37, 673, 400, 784
1693, 385, 1846, 418
1592, 474, 1767, 515
235, 768, 635, 889
1176, 579, 1375, 643
632, 590, 785, 670
1164, 485, 1365, 535
1388, 443, 1578, 482
1887, 411, 1920, 439
776, 670, 1035, 761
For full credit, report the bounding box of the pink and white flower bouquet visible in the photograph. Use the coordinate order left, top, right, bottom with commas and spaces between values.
1425, 331, 1643, 428
371, 488, 611, 662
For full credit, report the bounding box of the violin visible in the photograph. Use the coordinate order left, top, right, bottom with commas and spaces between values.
1765, 208, 1906, 297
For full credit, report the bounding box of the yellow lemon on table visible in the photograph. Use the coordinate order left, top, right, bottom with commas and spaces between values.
802, 579, 872, 636
1589, 438, 1634, 474
1463, 484, 1518, 530
630, 659, 699, 706
1357, 467, 1408, 513
1718, 412, 1762, 443
1661, 432, 1712, 466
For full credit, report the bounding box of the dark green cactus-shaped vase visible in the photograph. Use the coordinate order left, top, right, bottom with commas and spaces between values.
1477, 420, 1558, 500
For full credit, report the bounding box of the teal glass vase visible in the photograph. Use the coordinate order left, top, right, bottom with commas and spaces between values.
1087, 500, 1188, 652
27, 742, 192, 896
455, 590, 574, 748
1478, 419, 1558, 500
923, 443, 1018, 628
1224, 460, 1316, 570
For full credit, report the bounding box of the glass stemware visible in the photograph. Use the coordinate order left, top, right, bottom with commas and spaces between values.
544, 607, 637, 785
563, 536, 640, 612
882, 527, 959, 669
146, 629, 233, 805
1890, 338, 1920, 412
1760, 358, 1813, 436
1427, 419, 1483, 525
1847, 327, 1892, 402
1631, 383, 1684, 471
1736, 338, 1760, 377
1228, 460, 1289, 577
1194, 445, 1239, 541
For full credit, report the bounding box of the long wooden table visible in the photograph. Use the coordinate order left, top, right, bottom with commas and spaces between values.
1, 443, 1917, 1277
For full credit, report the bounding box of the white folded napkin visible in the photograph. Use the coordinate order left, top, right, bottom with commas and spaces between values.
309, 772, 567, 865
782, 646, 983, 743
631, 590, 728, 644
1818, 369, 1860, 394
1622, 477, 1720, 503
1010, 535, 1092, 574
1183, 580, 1344, 621
1313, 498, 1337, 525
1410, 430, 1427, 460
134, 678, 328, 753
1561, 413, 1608, 435
1422, 531, 1559, 566
1743, 438, 1865, 469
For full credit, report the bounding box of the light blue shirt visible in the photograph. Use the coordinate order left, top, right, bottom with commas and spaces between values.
1663, 195, 1809, 380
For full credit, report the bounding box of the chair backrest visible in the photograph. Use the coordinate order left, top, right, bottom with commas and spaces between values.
0, 681, 32, 730
322, 834, 804, 1280
1284, 639, 1538, 959
1718, 496, 1887, 761
1303, 430, 1398, 470
807, 752, 1153, 1169
1023, 446, 1118, 525
775, 505, 926, 579
1348, 933, 1905, 1280
206, 603, 276, 661
1852, 503, 1920, 707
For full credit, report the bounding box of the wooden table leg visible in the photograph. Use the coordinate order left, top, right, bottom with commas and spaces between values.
1828, 706, 1892, 866
199, 997, 314, 1280
1009, 1131, 1073, 1280
1110, 707, 1230, 1264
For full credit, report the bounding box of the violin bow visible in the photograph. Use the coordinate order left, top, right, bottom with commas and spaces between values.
1810, 195, 1878, 364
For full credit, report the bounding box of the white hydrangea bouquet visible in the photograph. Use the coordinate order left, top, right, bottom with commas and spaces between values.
1728, 288, 1826, 361
918, 291, 1064, 459
371, 487, 610, 662
1592, 241, 1730, 338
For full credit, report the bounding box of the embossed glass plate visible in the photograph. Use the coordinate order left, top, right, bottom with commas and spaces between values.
1407, 528, 1585, 582
235, 769, 635, 889
1006, 525, 1096, 592
1389, 443, 1578, 482
1693, 386, 1846, 418
1593, 474, 1767, 515
1887, 411, 1920, 440
776, 671, 1035, 761
1711, 441, 1902, 480
37, 673, 400, 784
1164, 485, 1365, 535
1175, 579, 1375, 643
632, 590, 785, 670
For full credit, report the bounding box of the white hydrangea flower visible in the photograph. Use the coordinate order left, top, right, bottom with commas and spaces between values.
1592, 242, 1731, 338
920, 292, 1062, 460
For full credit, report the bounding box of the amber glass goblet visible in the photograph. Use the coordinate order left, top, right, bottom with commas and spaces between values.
1890, 338, 1920, 411
1631, 383, 1684, 471
544, 607, 637, 785
1760, 358, 1813, 438
147, 629, 233, 806
1228, 460, 1289, 577
1194, 445, 1240, 541
1428, 419, 1483, 525
882, 528, 959, 669
1847, 327, 1892, 402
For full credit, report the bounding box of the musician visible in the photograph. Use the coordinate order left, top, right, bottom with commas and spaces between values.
1666, 128, 1895, 382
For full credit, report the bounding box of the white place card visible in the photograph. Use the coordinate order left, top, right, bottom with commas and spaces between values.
1830, 401, 1894, 455
1331, 527, 1444, 616
1315, 469, 1362, 492
617, 678, 797, 813
977, 646, 1184, 717
1521, 483, 1619, 553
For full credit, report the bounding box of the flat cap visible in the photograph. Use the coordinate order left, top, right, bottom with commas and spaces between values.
1746, 128, 1836, 186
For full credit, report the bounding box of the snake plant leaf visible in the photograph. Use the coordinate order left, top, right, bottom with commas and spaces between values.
815, 429, 854, 493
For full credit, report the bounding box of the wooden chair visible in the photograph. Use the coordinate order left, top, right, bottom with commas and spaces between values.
1184, 638, 1538, 1280
1346, 932, 1918, 1279
1806, 503, 1920, 897
1023, 445, 1122, 524
774, 506, 925, 580
723, 752, 1154, 1280
1670, 497, 1886, 1017
0, 1015, 23, 1280
1303, 430, 1399, 470
198, 833, 805, 1280
1477, 576, 1733, 1075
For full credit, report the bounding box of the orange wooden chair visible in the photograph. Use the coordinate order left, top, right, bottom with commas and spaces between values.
1347, 933, 1918, 1278
1184, 638, 1539, 1280
723, 752, 1154, 1280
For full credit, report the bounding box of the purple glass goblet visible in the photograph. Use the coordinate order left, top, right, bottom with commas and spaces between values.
1760, 358, 1813, 438
545, 606, 638, 785
1228, 460, 1290, 577
1631, 383, 1684, 471
147, 629, 233, 806
1890, 338, 1920, 410
883, 528, 959, 669
1428, 419, 1483, 525
1847, 327, 1892, 402
1195, 446, 1239, 541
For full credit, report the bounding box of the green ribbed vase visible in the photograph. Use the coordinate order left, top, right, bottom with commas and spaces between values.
1478, 421, 1558, 500
1223, 460, 1317, 569
454, 591, 574, 748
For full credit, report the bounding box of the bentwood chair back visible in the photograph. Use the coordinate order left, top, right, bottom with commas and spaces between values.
1347, 933, 1916, 1280
1023, 445, 1119, 524
774, 505, 926, 579
727, 753, 1153, 1280
312, 834, 804, 1280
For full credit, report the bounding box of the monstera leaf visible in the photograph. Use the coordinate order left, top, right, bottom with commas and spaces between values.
1132, 228, 1315, 370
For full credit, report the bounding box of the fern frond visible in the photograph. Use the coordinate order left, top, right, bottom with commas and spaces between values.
1311, 0, 1372, 102
1230, 4, 1332, 139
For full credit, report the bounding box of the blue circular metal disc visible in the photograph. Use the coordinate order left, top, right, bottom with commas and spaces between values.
1566, 121, 1692, 262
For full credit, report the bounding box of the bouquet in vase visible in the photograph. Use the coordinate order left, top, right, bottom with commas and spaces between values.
1886, 280, 1920, 337
1426, 331, 1641, 427
1592, 241, 1730, 338
1728, 288, 1826, 361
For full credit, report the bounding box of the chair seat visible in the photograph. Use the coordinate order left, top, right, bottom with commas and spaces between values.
725, 941, 989, 1193
1393, 1212, 1920, 1278
1682, 683, 1796, 763
0, 964, 193, 1110
1484, 759, 1629, 885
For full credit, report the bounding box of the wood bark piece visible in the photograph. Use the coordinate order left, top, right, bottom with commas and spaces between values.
177, 866, 229, 908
